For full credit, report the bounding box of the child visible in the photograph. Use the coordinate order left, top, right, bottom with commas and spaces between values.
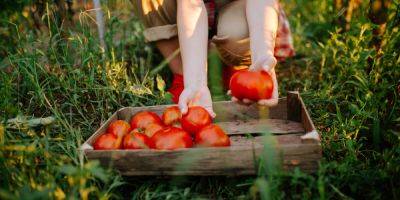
132, 0, 295, 117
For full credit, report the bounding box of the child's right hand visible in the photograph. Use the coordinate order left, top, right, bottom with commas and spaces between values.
228, 56, 279, 107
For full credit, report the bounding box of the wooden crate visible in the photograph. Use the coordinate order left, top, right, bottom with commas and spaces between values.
81, 92, 321, 176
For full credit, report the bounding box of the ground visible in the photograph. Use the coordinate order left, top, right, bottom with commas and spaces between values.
0, 0, 399, 199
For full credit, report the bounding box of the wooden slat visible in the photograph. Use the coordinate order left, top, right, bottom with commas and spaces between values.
298, 94, 318, 133
217, 119, 304, 135
86, 146, 257, 176
287, 92, 302, 122
212, 99, 288, 122
287, 91, 320, 141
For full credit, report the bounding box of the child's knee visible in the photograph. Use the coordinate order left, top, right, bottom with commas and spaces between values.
211, 35, 251, 67
211, 0, 250, 66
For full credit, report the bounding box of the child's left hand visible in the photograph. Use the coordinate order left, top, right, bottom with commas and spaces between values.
228, 56, 279, 107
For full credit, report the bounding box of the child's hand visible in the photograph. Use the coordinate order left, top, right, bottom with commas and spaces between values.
176, 0, 213, 117
229, 56, 279, 107
178, 86, 216, 118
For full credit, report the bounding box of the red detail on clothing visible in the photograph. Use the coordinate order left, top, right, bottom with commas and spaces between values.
207, 0, 216, 28
167, 74, 184, 103
274, 5, 295, 60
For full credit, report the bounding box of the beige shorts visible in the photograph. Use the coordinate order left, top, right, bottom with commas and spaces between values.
132, 0, 294, 66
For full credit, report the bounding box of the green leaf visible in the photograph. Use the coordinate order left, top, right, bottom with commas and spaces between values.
156, 74, 166, 92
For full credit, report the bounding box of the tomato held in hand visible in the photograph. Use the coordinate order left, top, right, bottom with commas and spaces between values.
229, 71, 274, 101
181, 106, 212, 135
93, 133, 120, 150
150, 127, 193, 150
107, 120, 131, 138
122, 129, 152, 149
162, 106, 181, 126
130, 111, 162, 129
195, 124, 230, 147
144, 123, 164, 137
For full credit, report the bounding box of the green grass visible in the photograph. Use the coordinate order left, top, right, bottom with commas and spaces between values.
1, 0, 399, 199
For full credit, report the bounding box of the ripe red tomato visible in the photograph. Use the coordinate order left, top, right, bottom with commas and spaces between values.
107, 120, 131, 138
122, 129, 152, 149
93, 133, 120, 150
130, 111, 162, 129
144, 123, 164, 137
229, 70, 274, 101
195, 124, 231, 147
181, 106, 212, 134
150, 127, 193, 150
162, 106, 181, 126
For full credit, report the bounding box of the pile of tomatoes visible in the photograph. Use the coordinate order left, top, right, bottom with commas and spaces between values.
93, 106, 231, 150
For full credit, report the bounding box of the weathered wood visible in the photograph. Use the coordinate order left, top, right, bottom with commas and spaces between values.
287, 91, 302, 122
82, 93, 321, 176
287, 91, 320, 142
212, 99, 288, 121
297, 92, 320, 142
217, 119, 304, 135
85, 146, 257, 176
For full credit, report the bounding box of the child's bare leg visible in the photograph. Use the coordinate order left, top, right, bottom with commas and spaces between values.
156, 37, 183, 75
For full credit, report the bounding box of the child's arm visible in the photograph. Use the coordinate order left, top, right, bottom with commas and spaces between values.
239, 0, 279, 106
247, 0, 278, 69
177, 0, 216, 117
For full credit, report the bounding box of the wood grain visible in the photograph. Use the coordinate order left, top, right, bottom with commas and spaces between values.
287, 92, 302, 122
217, 119, 304, 135
287, 91, 320, 142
